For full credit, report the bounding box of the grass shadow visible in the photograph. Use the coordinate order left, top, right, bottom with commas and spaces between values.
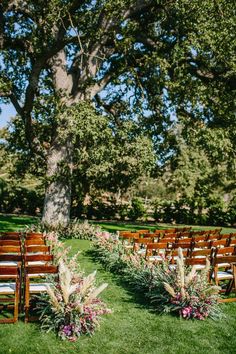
84, 248, 157, 312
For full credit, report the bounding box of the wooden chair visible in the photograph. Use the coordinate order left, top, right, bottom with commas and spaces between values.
162, 228, 176, 234
145, 242, 168, 262
177, 232, 192, 239
211, 255, 236, 301
172, 240, 193, 251
229, 238, 236, 246
142, 233, 156, 239
0, 246, 22, 267
188, 249, 213, 270
120, 233, 139, 251
25, 232, 45, 240
168, 249, 189, 266
161, 233, 177, 240
133, 238, 153, 255
206, 234, 220, 242
210, 239, 229, 248
0, 232, 21, 240
192, 234, 207, 242
136, 230, 150, 235
0, 240, 21, 246
24, 263, 58, 322
24, 238, 46, 246
219, 233, 232, 241
0, 266, 20, 323
24, 245, 51, 266
192, 241, 211, 250
185, 257, 211, 280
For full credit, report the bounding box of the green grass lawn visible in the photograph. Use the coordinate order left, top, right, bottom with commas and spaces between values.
0, 214, 38, 231
0, 214, 236, 354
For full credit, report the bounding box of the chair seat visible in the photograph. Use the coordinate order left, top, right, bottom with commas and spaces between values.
29, 283, 51, 292
216, 263, 230, 268
0, 282, 16, 293
28, 261, 47, 266
194, 264, 206, 270
148, 255, 163, 262
213, 271, 233, 280
0, 261, 18, 266
137, 249, 146, 255
28, 273, 47, 278
169, 264, 177, 271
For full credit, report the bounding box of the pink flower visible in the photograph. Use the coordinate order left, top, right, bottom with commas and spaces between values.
181, 306, 192, 318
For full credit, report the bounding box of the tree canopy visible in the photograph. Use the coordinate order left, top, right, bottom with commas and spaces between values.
0, 0, 235, 225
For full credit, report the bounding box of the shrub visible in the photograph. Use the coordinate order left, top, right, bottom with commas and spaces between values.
128, 198, 146, 221
25, 219, 102, 240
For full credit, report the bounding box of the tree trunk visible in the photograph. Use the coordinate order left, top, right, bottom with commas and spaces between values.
42, 137, 73, 227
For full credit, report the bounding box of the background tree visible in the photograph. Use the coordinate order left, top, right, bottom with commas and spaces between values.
0, 0, 235, 225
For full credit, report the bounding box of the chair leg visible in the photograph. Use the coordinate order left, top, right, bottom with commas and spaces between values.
24, 277, 29, 323
13, 282, 19, 323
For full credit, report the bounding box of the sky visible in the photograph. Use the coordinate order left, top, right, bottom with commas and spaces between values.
0, 103, 16, 128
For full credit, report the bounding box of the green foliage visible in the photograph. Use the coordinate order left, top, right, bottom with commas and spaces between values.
0, 179, 43, 215
128, 198, 146, 221
1, 0, 236, 225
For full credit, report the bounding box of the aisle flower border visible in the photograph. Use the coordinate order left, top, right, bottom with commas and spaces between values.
93, 232, 222, 320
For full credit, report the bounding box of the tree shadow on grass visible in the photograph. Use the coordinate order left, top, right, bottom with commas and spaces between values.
84, 248, 157, 313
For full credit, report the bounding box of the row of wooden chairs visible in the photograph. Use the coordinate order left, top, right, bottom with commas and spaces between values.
119, 232, 236, 301
0, 231, 56, 323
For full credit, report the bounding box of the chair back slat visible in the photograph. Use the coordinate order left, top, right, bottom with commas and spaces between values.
24, 254, 53, 262
25, 264, 58, 274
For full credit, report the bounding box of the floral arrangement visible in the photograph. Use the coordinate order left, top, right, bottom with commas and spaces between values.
24, 219, 102, 240
93, 236, 222, 320
93, 231, 128, 272
148, 248, 222, 320
36, 259, 111, 341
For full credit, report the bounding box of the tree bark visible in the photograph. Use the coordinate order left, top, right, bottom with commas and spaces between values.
42, 137, 73, 227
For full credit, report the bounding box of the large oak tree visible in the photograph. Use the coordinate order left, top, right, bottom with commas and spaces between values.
0, 0, 235, 225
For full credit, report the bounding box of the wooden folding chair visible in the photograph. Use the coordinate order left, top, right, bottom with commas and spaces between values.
185, 257, 211, 280
229, 238, 236, 246
145, 242, 168, 262
188, 249, 213, 270
0, 245, 22, 267
177, 232, 192, 239
192, 234, 207, 242
206, 234, 220, 242
0, 266, 20, 323
211, 255, 236, 302
168, 249, 189, 266
192, 240, 211, 250
25, 232, 45, 240
133, 238, 153, 255
219, 233, 232, 241
136, 230, 150, 236
0, 232, 21, 240
210, 239, 229, 248
24, 245, 51, 266
172, 240, 194, 251
24, 263, 58, 322
24, 238, 46, 247
120, 233, 139, 251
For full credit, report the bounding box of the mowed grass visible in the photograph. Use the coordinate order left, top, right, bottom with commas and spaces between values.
0, 214, 38, 231
0, 215, 236, 354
